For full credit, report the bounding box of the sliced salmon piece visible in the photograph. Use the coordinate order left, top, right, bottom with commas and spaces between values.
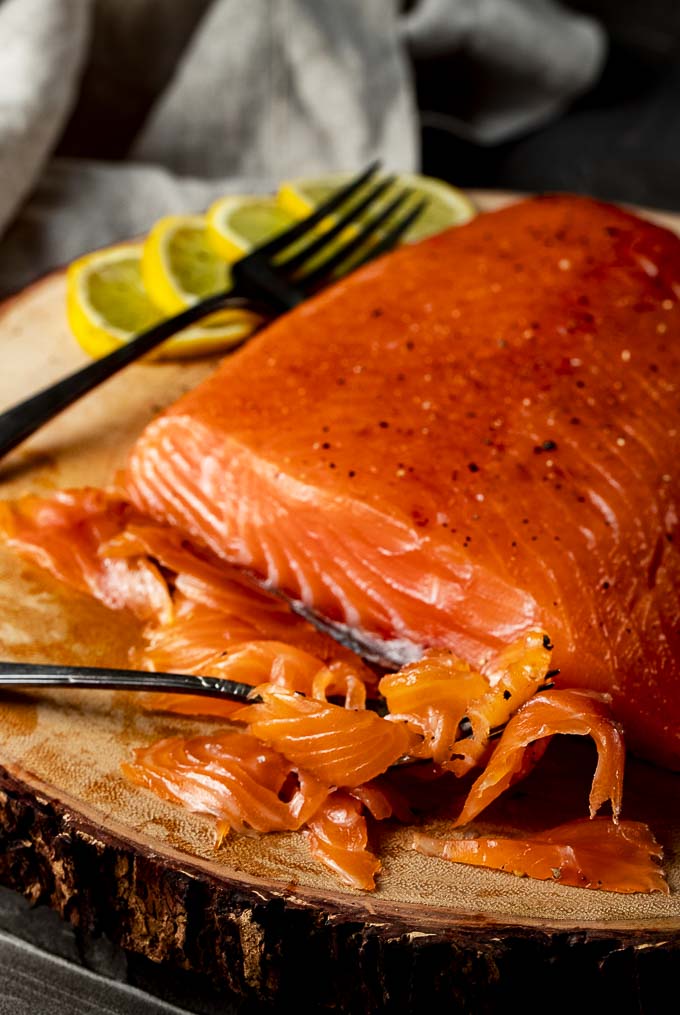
412, 817, 668, 893
378, 649, 489, 765
378, 629, 552, 770
137, 637, 328, 720
454, 688, 625, 827
306, 790, 381, 890
122, 729, 328, 834
0, 488, 171, 623
133, 590, 374, 694
235, 684, 420, 787
136, 597, 258, 674
124, 196, 680, 769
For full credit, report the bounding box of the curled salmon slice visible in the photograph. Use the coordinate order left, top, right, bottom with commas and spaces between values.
0, 488, 171, 623
473, 630, 554, 739
305, 790, 381, 890
141, 639, 368, 719
378, 630, 552, 771
122, 729, 327, 834
379, 650, 488, 764
350, 778, 414, 823
412, 817, 668, 893
136, 597, 260, 673
236, 685, 420, 788
199, 642, 369, 707
454, 688, 625, 827
311, 661, 369, 710
137, 594, 375, 703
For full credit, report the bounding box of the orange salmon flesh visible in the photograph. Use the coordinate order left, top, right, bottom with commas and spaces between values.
126, 196, 680, 770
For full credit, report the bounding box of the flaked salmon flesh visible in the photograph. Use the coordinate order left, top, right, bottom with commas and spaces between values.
125, 196, 680, 770
412, 818, 667, 893
0, 485, 667, 891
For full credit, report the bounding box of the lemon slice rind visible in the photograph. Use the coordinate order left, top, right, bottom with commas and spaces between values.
141, 214, 230, 315
206, 194, 298, 263
67, 243, 258, 361
277, 172, 477, 244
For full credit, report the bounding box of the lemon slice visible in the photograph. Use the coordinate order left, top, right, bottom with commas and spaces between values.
67, 244, 258, 361
142, 214, 230, 314
278, 172, 476, 244
206, 195, 298, 262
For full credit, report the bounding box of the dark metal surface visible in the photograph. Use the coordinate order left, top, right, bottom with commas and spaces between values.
421, 2, 680, 212
0, 889, 192, 1015
0, 661, 260, 708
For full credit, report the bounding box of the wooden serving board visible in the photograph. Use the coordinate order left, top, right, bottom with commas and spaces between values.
0, 194, 678, 1012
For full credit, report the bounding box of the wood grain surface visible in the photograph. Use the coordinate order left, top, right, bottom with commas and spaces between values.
0, 193, 678, 1012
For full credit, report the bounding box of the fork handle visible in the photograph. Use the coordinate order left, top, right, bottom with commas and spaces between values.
0, 291, 268, 461
0, 661, 258, 703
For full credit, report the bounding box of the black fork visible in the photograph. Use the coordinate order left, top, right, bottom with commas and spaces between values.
0, 661, 555, 756
0, 162, 426, 461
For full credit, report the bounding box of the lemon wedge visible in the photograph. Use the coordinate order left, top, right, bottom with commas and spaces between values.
206, 195, 298, 262
278, 172, 476, 243
67, 244, 258, 360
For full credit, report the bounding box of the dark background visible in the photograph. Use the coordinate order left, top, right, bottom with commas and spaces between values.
419, 0, 680, 209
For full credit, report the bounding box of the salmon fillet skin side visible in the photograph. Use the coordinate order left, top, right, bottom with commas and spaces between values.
126, 195, 680, 770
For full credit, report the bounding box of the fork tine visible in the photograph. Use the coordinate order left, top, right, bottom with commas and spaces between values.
243, 161, 381, 262
295, 189, 417, 291
277, 175, 396, 273
346, 198, 429, 271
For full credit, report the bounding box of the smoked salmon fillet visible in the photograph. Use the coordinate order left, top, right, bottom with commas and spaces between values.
125, 195, 680, 770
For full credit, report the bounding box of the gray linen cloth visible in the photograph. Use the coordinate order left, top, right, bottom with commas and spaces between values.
0, 0, 605, 297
